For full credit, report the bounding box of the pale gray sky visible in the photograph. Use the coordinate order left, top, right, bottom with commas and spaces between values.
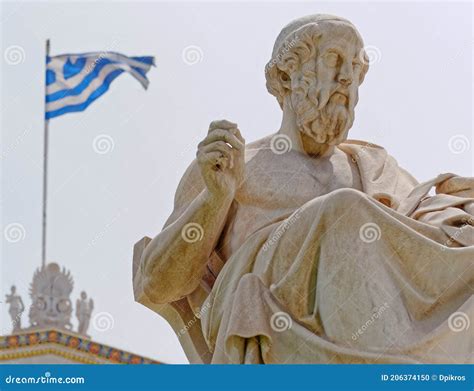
1, 1, 472, 364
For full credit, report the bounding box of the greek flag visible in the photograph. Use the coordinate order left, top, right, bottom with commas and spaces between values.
45, 52, 155, 119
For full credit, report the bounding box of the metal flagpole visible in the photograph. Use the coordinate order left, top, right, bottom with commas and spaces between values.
42, 39, 50, 268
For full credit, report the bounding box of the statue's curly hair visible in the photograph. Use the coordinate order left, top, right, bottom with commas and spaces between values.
265, 20, 369, 109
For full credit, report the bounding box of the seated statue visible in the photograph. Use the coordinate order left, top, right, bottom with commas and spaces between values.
133, 14, 473, 364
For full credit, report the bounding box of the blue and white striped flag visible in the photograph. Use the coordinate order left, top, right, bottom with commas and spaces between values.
45, 52, 155, 119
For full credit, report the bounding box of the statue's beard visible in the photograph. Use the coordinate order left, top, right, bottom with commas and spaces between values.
291, 82, 355, 146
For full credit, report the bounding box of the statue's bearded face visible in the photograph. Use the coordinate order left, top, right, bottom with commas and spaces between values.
290, 25, 366, 145
266, 21, 368, 146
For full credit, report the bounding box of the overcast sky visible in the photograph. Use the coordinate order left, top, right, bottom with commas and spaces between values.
1, 1, 472, 364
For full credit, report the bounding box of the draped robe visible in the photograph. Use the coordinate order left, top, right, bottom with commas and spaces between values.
133, 141, 474, 364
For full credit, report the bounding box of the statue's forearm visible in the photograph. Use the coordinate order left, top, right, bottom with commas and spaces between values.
141, 189, 233, 303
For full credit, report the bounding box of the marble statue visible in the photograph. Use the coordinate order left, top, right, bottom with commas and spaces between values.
76, 291, 94, 336
29, 263, 73, 330
5, 285, 24, 332
133, 14, 473, 364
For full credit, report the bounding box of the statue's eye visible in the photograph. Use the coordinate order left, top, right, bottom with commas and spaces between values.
324, 52, 339, 67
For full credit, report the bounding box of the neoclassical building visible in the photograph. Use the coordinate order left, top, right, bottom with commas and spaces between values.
1, 263, 158, 364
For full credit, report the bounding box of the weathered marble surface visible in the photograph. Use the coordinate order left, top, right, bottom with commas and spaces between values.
133, 14, 473, 364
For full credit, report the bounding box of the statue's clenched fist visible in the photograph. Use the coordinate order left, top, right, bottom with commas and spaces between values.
197, 120, 245, 198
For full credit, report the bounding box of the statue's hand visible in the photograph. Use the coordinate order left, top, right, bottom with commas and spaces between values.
197, 120, 245, 198
436, 176, 474, 198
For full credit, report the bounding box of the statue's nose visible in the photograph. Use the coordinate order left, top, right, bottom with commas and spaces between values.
338, 74, 353, 86
337, 61, 354, 86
